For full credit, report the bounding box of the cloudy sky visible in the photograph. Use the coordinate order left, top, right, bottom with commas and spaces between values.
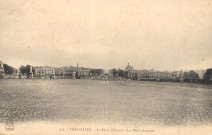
0, 0, 212, 71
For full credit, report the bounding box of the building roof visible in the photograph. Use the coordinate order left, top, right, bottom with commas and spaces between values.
125, 62, 134, 71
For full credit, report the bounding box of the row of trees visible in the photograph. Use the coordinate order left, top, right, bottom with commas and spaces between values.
183, 68, 212, 84
183, 70, 199, 82
1, 63, 32, 76
19, 65, 32, 75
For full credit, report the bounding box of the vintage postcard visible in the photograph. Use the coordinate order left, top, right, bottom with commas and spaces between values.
0, 0, 212, 134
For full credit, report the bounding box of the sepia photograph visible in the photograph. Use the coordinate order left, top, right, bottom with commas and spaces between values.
0, 0, 212, 134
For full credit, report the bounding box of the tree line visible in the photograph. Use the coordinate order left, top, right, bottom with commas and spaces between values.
2, 64, 33, 78
183, 70, 199, 82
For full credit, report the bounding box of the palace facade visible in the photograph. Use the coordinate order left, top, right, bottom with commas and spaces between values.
33, 64, 91, 79
55, 66, 76, 78
125, 63, 183, 81
34, 66, 55, 78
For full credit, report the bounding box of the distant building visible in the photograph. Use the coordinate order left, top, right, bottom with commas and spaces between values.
76, 63, 91, 79
125, 64, 158, 80
34, 66, 55, 78
125, 62, 134, 71
128, 70, 139, 80
32, 63, 91, 79
125, 63, 185, 81
0, 61, 5, 78
0, 61, 4, 74
124, 62, 135, 79
55, 66, 76, 78
171, 70, 184, 81
194, 70, 206, 79
158, 71, 172, 80
54, 63, 91, 79
137, 69, 159, 80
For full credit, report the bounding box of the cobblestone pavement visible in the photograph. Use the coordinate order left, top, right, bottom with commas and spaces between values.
0, 79, 212, 126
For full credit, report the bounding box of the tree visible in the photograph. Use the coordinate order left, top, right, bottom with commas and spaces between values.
109, 68, 124, 77
117, 69, 124, 77
183, 72, 189, 81
203, 68, 212, 83
90, 69, 104, 76
3, 64, 16, 74
188, 70, 199, 79
19, 65, 32, 78
109, 68, 117, 76
123, 71, 129, 78
25, 65, 31, 74
20, 65, 26, 75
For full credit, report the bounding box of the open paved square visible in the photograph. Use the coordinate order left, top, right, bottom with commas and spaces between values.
0, 79, 211, 126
